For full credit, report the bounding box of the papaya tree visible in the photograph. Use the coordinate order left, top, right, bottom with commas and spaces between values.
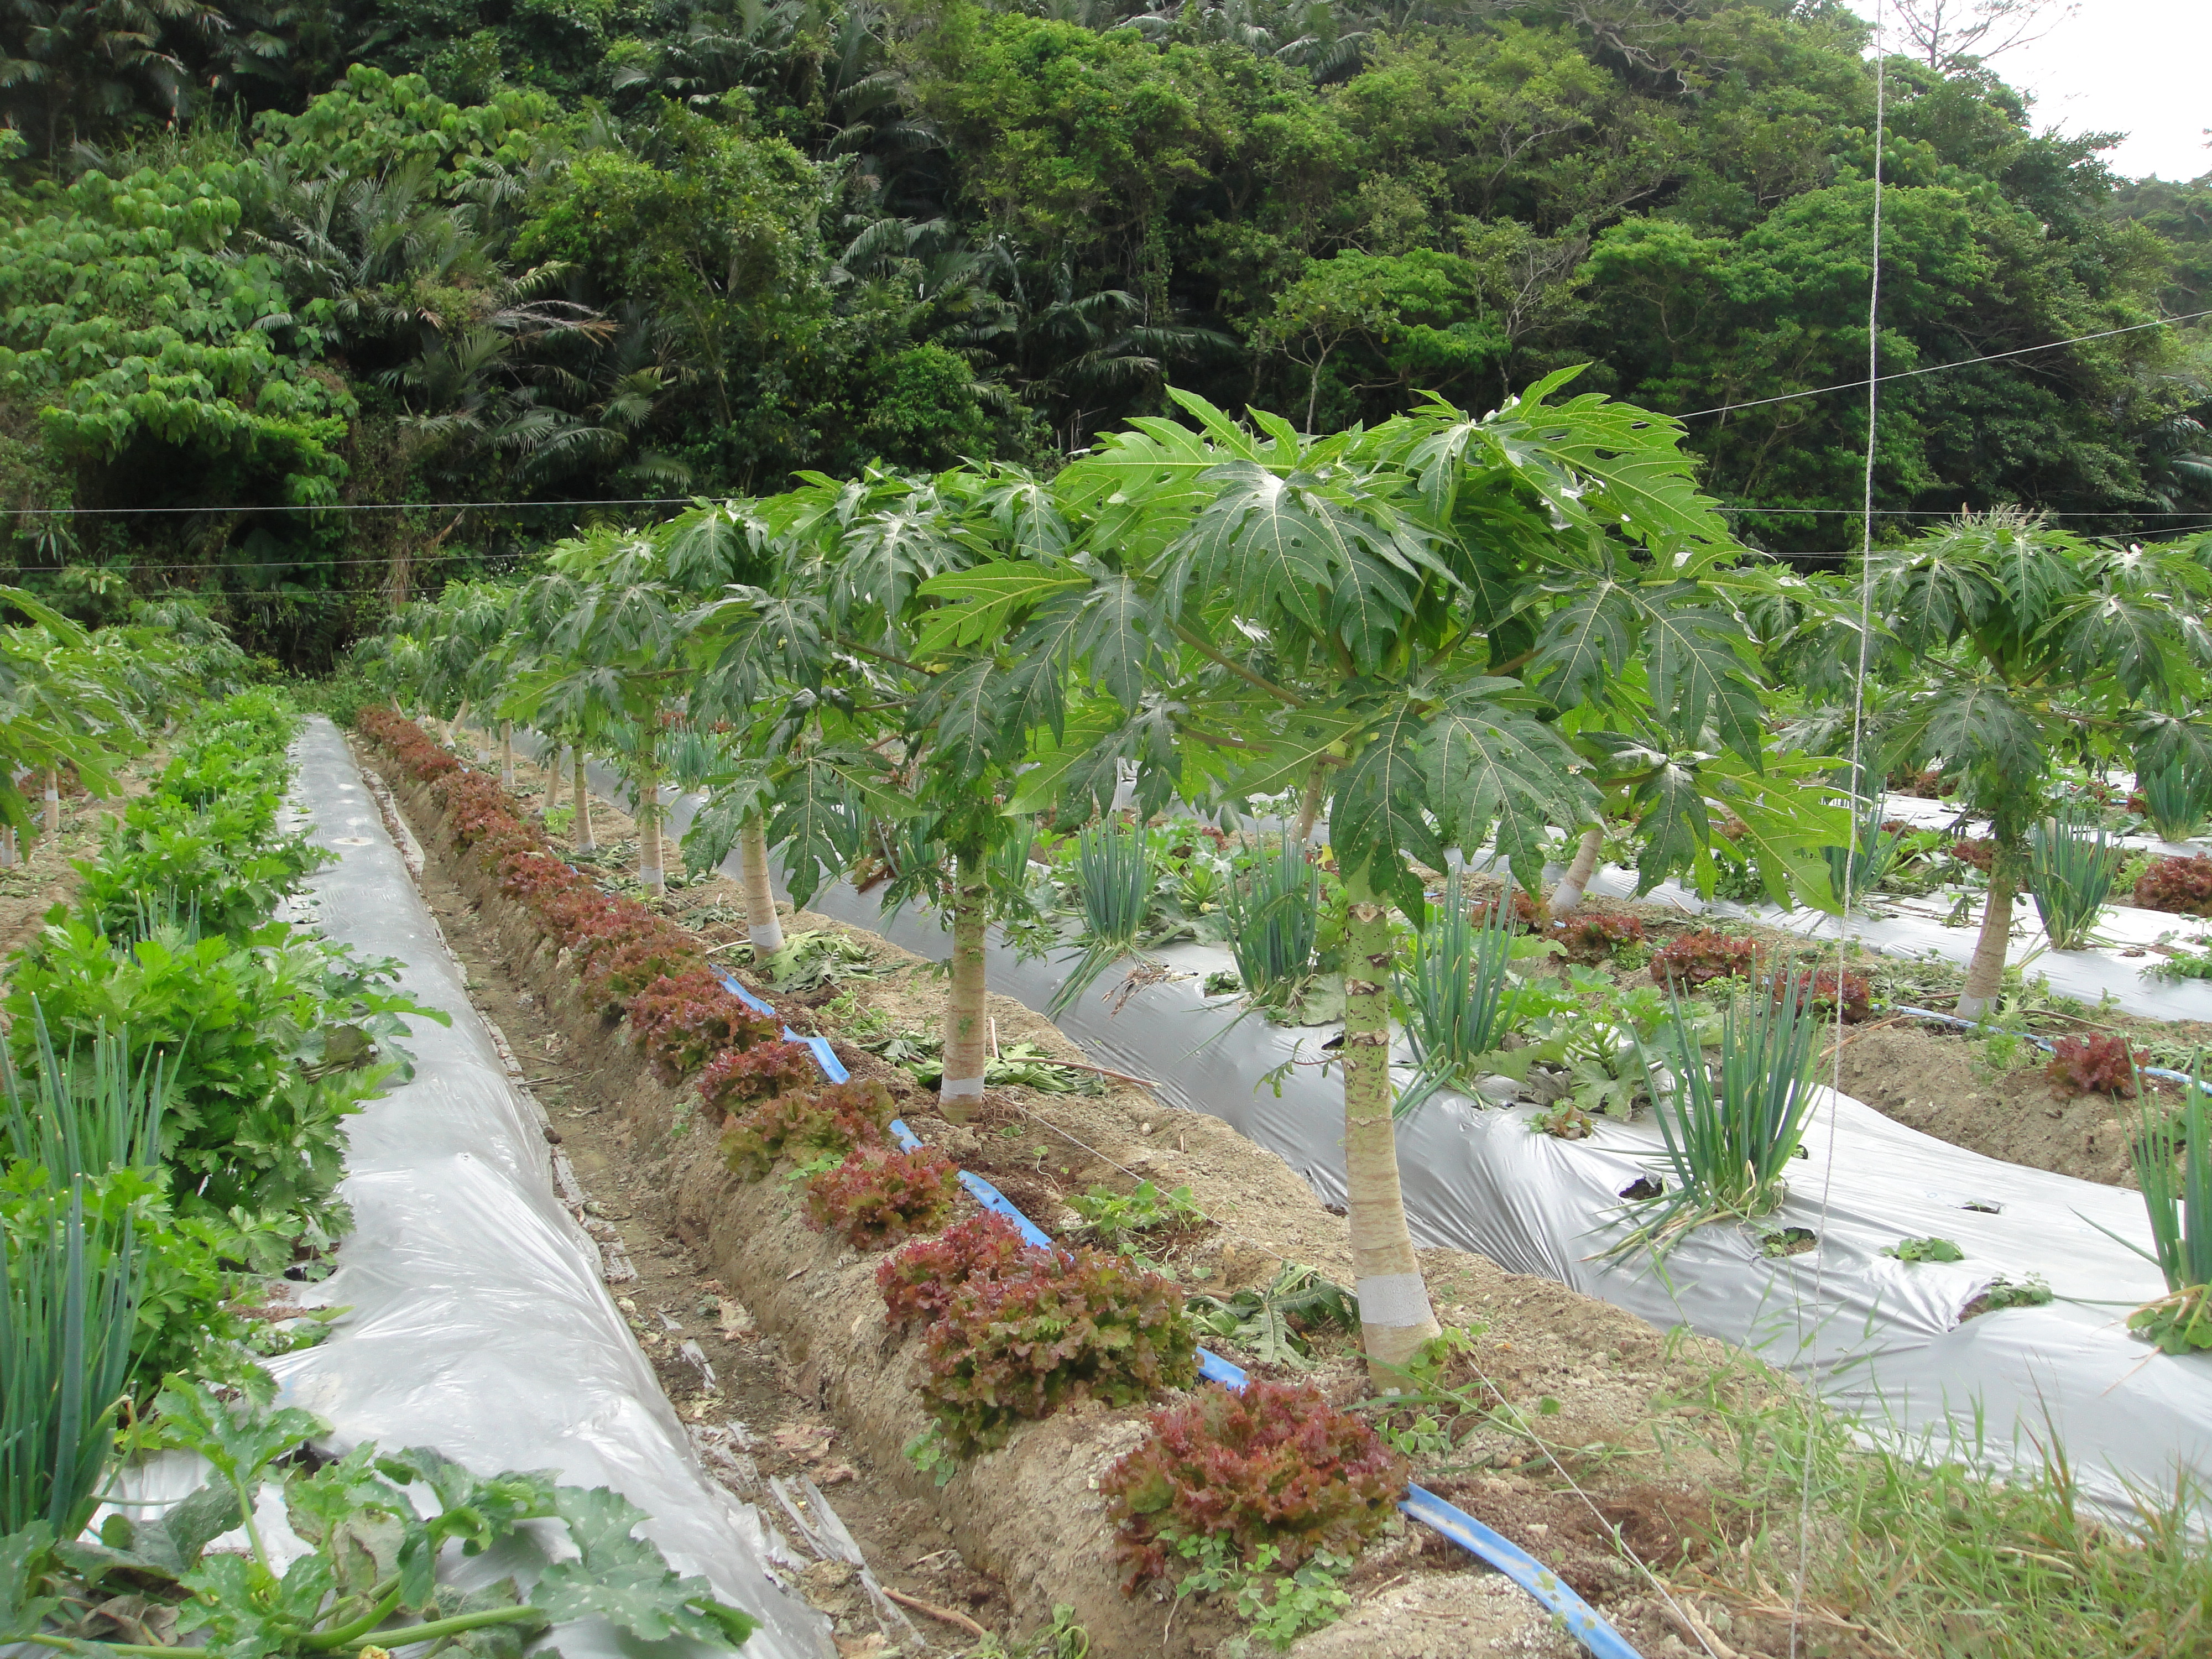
937, 371, 1804, 1378
655, 498, 790, 952
1812, 513, 2212, 1019
504, 530, 691, 895
688, 465, 1072, 1117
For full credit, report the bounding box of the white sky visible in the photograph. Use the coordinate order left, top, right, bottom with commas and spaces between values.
1847, 0, 2212, 181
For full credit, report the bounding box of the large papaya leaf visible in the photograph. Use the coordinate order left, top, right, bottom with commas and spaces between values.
1420, 686, 1594, 893
1333, 704, 1443, 912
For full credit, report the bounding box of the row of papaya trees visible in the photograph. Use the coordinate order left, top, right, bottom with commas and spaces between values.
0, 591, 251, 845
371, 369, 2212, 1375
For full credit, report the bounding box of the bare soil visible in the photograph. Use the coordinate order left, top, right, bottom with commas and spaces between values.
370, 740, 1814, 1658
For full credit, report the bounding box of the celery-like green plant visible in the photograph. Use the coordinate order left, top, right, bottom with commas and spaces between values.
1617, 977, 1823, 1255
2140, 763, 2212, 844
1394, 869, 1526, 1119
1047, 821, 1151, 1015
2106, 1062, 2212, 1353
2028, 814, 2114, 951
1222, 833, 1319, 1011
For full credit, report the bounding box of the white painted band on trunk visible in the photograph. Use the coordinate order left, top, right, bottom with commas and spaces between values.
750, 923, 785, 950
640, 865, 664, 884
1354, 1272, 1432, 1328
940, 1076, 986, 1099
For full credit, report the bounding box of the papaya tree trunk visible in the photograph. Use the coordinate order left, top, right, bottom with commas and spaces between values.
941, 851, 990, 1121
1546, 826, 1604, 918
499, 721, 515, 790
1343, 871, 1442, 1381
573, 753, 596, 853
740, 816, 785, 953
637, 722, 665, 897
0, 825, 17, 868
1955, 844, 2019, 1021
1292, 760, 1327, 845
545, 745, 564, 813
446, 700, 469, 750
43, 768, 60, 836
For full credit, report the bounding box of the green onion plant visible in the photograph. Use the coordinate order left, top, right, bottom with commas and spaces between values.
2140, 763, 2212, 844
1221, 832, 1319, 1011
1046, 821, 1151, 1015
1, 1185, 140, 1537
1822, 796, 1906, 906
2098, 1059, 2212, 1353
1616, 976, 1823, 1256
1394, 867, 1526, 1120
1, 1014, 169, 1185
2028, 813, 2114, 951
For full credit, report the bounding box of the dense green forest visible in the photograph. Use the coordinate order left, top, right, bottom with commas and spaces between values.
2, 0, 2208, 664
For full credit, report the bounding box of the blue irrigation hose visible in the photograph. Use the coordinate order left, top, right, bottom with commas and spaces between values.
1884, 1001, 2201, 1088
718, 964, 1646, 1659
538, 890, 1643, 1653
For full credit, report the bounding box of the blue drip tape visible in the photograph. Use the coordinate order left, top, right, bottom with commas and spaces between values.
1885, 1001, 2201, 1088
533, 877, 1639, 1653
738, 985, 1643, 1658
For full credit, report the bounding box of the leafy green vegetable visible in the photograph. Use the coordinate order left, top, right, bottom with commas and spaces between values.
0, 1383, 759, 1658
1882, 1237, 1966, 1264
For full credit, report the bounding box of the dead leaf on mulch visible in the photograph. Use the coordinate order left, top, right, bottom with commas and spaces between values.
772, 1422, 836, 1462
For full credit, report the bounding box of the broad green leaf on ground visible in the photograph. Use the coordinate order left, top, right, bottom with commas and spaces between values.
155, 1380, 327, 1496
1, 1524, 61, 1633
532, 1487, 757, 1648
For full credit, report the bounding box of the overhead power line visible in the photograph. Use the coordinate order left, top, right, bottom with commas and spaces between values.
2, 303, 2208, 524
1674, 307, 2212, 421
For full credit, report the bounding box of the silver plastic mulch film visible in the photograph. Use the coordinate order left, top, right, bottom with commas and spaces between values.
227, 721, 833, 1659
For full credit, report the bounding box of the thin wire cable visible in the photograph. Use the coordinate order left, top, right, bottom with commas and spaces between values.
7, 495, 698, 518
5, 305, 2206, 522
1673, 307, 2212, 422
1793, 15, 1886, 1655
